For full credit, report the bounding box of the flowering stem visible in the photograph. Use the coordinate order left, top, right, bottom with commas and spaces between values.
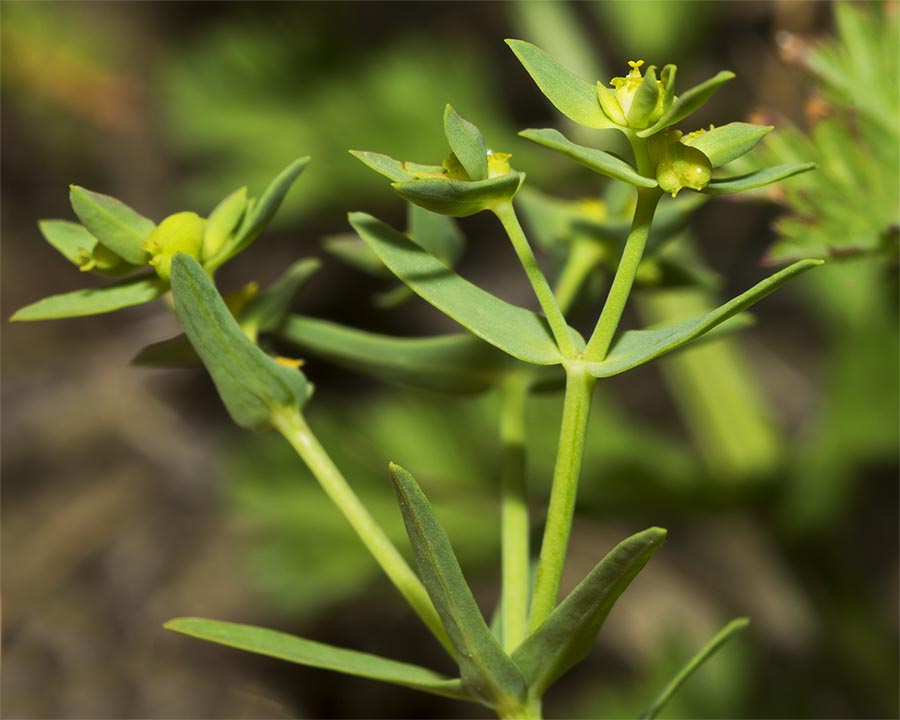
494, 201, 577, 357
271, 408, 455, 657
498, 372, 531, 652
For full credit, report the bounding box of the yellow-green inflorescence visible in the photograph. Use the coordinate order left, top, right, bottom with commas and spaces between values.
441, 150, 513, 181
598, 59, 675, 130
143, 211, 207, 281
652, 130, 712, 197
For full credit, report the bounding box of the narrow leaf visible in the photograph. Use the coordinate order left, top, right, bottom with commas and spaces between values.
392, 173, 525, 218
444, 105, 489, 181
640, 617, 750, 719
170, 254, 308, 429
585, 259, 823, 374
519, 128, 657, 188
513, 528, 667, 694
69, 186, 155, 265
39, 220, 97, 264
682, 122, 772, 168
132, 334, 199, 367
11, 274, 166, 321
323, 234, 388, 276
279, 316, 509, 394
349, 150, 444, 183
704, 162, 817, 195
389, 464, 527, 707
408, 204, 465, 265
637, 71, 735, 138
165, 617, 472, 702
506, 39, 614, 129
204, 186, 248, 260
349, 212, 562, 365
242, 257, 321, 335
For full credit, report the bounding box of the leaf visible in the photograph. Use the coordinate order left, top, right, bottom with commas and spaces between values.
519, 128, 657, 188
407, 203, 465, 265
637, 71, 735, 138
640, 617, 750, 719
682, 122, 772, 168
38, 220, 97, 265
505, 39, 614, 129
10, 274, 167, 321
279, 316, 509, 394
389, 464, 527, 707
349, 212, 563, 365
392, 173, 525, 218
349, 150, 444, 183
512, 528, 666, 695
585, 259, 823, 372
69, 186, 155, 265
170, 254, 309, 430
324, 234, 388, 276
132, 334, 199, 367
242, 257, 321, 335
444, 105, 489, 181
203, 186, 248, 261
704, 162, 817, 195
165, 617, 472, 702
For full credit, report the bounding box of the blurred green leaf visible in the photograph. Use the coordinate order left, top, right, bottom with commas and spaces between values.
444, 105, 489, 181
683, 123, 772, 168
165, 617, 471, 701
132, 333, 199, 367
389, 464, 527, 707
513, 528, 666, 696
585, 259, 822, 372
11, 274, 167, 321
408, 203, 465, 265
704, 163, 816, 195
69, 186, 154, 265
242, 257, 321, 336
170, 254, 308, 429
349, 212, 562, 365
519, 128, 656, 187
637, 71, 735, 138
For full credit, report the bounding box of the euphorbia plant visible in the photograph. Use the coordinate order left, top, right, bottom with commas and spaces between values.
12, 41, 819, 719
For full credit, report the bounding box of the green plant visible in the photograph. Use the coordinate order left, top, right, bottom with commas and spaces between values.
12, 39, 819, 719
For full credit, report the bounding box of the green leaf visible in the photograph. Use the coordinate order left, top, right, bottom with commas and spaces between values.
640, 617, 750, 719
132, 334, 199, 367
519, 128, 657, 188
444, 105, 489, 181
324, 234, 388, 277
349, 212, 562, 365
242, 257, 321, 336
69, 186, 155, 265
505, 39, 614, 129
637, 71, 735, 138
349, 150, 445, 183
585, 259, 823, 373
512, 528, 666, 695
408, 203, 465, 266
388, 464, 527, 707
704, 162, 817, 195
11, 274, 167, 321
682, 122, 772, 168
203, 186, 248, 261
279, 316, 509, 394
392, 173, 525, 218
38, 220, 97, 265
170, 254, 309, 429
165, 617, 472, 702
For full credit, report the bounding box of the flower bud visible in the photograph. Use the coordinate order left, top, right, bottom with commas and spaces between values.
598, 61, 675, 130
143, 211, 206, 281
656, 142, 712, 197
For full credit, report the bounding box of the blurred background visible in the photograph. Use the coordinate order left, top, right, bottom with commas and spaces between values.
2, 1, 897, 718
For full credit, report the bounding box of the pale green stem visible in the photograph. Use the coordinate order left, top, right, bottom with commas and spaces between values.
552, 237, 605, 316
271, 408, 455, 657
498, 696, 543, 720
498, 373, 530, 652
583, 187, 661, 361
528, 367, 596, 630
493, 201, 576, 357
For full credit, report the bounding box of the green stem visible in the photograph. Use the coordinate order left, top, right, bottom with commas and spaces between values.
583, 187, 661, 361
493, 201, 576, 357
498, 373, 531, 652
528, 367, 596, 630
271, 408, 455, 657
552, 237, 605, 316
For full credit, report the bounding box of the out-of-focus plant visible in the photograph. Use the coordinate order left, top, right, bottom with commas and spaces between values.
12, 36, 820, 719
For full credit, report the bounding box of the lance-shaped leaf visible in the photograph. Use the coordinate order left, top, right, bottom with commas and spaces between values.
584, 259, 823, 372
637, 71, 736, 138
69, 186, 155, 265
170, 254, 309, 430
241, 257, 321, 337
280, 316, 510, 394
505, 39, 614, 129
349, 212, 562, 365
512, 528, 666, 695
203, 186, 248, 261
682, 123, 772, 168
519, 129, 657, 188
165, 618, 472, 702
640, 617, 750, 719
393, 173, 525, 218
444, 105, 489, 181
389, 464, 527, 707
11, 274, 167, 321
704, 162, 817, 195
